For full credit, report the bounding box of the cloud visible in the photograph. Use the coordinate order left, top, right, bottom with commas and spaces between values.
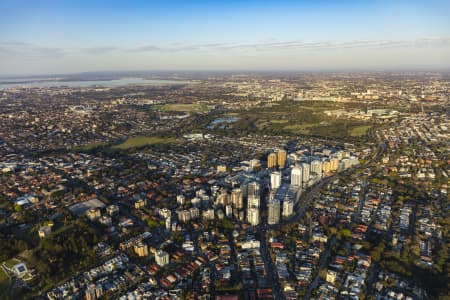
0, 42, 66, 58
124, 37, 450, 53
83, 46, 119, 55
1, 37, 449, 59
129, 45, 161, 52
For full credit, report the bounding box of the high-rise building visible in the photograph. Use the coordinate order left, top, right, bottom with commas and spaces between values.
301, 163, 310, 183
176, 195, 186, 205
225, 204, 233, 217
311, 160, 323, 177
247, 207, 260, 226
282, 198, 294, 218
271, 171, 281, 189
322, 160, 331, 174
247, 181, 260, 198
330, 157, 339, 171
249, 159, 261, 170
277, 149, 287, 168
189, 207, 200, 219
216, 190, 229, 206
267, 199, 280, 225
177, 210, 191, 223
159, 208, 171, 219
165, 217, 171, 231
155, 250, 170, 266
134, 242, 149, 257
247, 195, 260, 210
231, 188, 244, 209
267, 152, 277, 168
291, 166, 303, 186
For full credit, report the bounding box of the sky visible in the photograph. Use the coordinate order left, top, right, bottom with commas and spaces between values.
0, 0, 449, 75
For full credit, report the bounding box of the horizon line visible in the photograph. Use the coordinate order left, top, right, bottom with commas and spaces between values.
2, 67, 450, 78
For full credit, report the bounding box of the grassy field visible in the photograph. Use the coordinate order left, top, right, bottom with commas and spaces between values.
153, 103, 211, 112
283, 123, 315, 134
349, 125, 372, 136
113, 136, 179, 150
269, 119, 289, 124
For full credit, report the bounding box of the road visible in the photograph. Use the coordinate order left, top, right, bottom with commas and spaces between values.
293, 174, 339, 223
259, 174, 339, 300
303, 236, 337, 300
259, 230, 285, 300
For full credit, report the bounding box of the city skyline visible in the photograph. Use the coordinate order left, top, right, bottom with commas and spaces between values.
1, 0, 450, 75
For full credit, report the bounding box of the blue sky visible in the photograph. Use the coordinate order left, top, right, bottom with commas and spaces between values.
0, 0, 449, 74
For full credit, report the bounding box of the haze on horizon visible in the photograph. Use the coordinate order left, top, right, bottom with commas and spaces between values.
1, 0, 449, 75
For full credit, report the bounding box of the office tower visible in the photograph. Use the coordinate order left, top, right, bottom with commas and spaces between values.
282, 198, 294, 218
301, 162, 310, 183
271, 171, 281, 189
267, 199, 280, 225
277, 149, 287, 167
267, 152, 277, 168
291, 165, 303, 186
231, 188, 244, 209
155, 250, 170, 266
247, 207, 260, 226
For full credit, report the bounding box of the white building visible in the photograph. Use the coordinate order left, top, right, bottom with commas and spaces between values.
225, 204, 233, 217
247, 207, 260, 226
176, 195, 186, 205
301, 162, 310, 183
282, 198, 294, 218
271, 171, 282, 189
155, 250, 170, 266
291, 166, 303, 186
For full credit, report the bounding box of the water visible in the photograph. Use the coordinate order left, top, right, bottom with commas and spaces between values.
0, 77, 191, 89
210, 117, 239, 125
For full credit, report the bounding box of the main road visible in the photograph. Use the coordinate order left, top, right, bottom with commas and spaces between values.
259, 173, 339, 300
